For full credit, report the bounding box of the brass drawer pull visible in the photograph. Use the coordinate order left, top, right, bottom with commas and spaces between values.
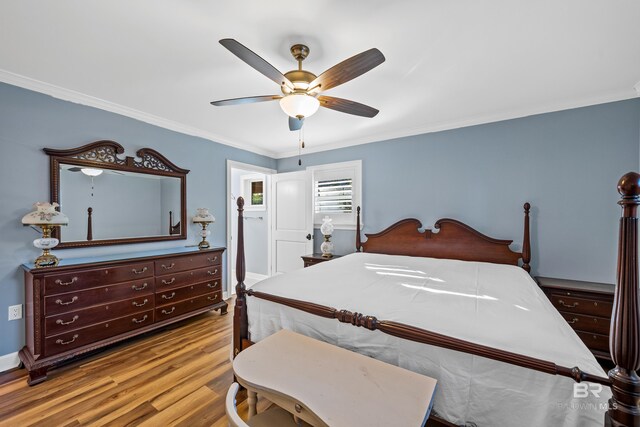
131, 283, 148, 291
132, 267, 148, 275
55, 296, 78, 306
132, 299, 148, 307
207, 269, 218, 276
208, 294, 219, 301
207, 282, 218, 289
132, 315, 148, 324
208, 256, 218, 263
56, 334, 79, 345
162, 292, 176, 300
56, 315, 79, 325
567, 317, 579, 324
558, 300, 578, 308
161, 263, 175, 270
55, 277, 78, 286
162, 278, 176, 285
161, 307, 175, 315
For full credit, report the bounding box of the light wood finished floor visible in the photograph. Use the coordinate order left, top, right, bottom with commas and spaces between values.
0, 299, 267, 426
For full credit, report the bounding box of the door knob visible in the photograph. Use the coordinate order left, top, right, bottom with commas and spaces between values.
306, 233, 312, 240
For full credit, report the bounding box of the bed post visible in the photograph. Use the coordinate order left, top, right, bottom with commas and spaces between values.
233, 196, 248, 358
522, 203, 531, 273
606, 172, 640, 427
356, 206, 362, 252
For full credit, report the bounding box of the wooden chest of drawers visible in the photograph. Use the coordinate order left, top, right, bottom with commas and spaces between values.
20, 247, 226, 385
536, 276, 614, 361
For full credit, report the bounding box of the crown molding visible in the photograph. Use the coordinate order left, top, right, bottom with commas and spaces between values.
0, 69, 278, 158
276, 87, 640, 159
2, 69, 638, 160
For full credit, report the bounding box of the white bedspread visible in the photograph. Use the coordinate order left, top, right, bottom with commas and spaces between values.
247, 252, 609, 427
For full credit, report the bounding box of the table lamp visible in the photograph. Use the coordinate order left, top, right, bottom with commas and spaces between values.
22, 202, 69, 267
193, 208, 215, 249
320, 216, 334, 258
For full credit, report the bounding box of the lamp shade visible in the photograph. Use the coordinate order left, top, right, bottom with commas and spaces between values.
193, 208, 215, 223
279, 94, 320, 118
22, 202, 69, 226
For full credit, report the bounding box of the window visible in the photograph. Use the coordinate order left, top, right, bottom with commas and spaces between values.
308, 160, 362, 229
241, 173, 266, 211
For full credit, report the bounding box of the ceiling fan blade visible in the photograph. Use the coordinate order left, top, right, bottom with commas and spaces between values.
219, 39, 294, 91
308, 48, 385, 93
211, 95, 282, 106
67, 167, 82, 172
289, 116, 304, 131
318, 96, 379, 118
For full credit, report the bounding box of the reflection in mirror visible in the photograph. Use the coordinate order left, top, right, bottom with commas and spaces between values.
59, 164, 181, 242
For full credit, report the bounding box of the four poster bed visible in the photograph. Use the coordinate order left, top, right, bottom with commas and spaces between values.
232, 172, 640, 427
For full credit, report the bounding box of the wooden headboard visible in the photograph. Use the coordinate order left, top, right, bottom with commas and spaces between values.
356, 203, 531, 272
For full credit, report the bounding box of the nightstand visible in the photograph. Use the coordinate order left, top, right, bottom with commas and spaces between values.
301, 253, 342, 268
536, 276, 614, 361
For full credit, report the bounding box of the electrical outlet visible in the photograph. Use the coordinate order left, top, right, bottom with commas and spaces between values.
8, 304, 22, 321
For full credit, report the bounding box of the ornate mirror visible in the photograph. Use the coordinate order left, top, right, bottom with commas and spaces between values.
45, 140, 189, 248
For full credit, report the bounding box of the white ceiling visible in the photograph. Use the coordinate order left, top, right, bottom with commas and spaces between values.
1, 1, 639, 158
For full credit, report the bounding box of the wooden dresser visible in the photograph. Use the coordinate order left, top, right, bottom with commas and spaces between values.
20, 247, 227, 385
536, 276, 614, 361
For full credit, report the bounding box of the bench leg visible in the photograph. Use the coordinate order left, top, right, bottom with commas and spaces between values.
247, 389, 257, 419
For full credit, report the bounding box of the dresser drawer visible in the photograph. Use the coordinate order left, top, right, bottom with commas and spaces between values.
44, 309, 153, 356
156, 265, 222, 289
548, 293, 613, 318
45, 295, 153, 337
155, 252, 222, 275
44, 278, 153, 316
155, 291, 222, 320
559, 311, 611, 336
44, 261, 154, 295
576, 331, 610, 353
156, 280, 222, 306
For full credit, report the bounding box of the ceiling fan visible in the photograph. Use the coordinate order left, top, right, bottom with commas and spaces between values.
211, 39, 385, 131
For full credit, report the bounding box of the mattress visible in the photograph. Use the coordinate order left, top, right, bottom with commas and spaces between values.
247, 252, 609, 426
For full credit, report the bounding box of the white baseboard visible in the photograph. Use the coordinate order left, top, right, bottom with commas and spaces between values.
245, 272, 269, 288
0, 352, 20, 373
230, 270, 268, 292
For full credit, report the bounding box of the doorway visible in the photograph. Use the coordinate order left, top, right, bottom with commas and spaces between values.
226, 160, 275, 296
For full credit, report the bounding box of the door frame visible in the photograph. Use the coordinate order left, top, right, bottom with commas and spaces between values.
226, 160, 276, 297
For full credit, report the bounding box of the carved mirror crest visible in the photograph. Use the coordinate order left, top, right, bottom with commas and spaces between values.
45, 140, 189, 248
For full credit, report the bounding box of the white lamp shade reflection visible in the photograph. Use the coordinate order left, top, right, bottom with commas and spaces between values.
80, 168, 103, 177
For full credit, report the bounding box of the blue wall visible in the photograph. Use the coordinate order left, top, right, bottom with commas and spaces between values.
1, 79, 639, 362
0, 82, 276, 357
278, 98, 640, 285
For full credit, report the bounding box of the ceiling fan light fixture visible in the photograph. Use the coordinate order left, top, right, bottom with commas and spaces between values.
279, 94, 320, 119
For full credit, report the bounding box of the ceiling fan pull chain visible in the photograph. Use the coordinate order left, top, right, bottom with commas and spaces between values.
298, 129, 303, 166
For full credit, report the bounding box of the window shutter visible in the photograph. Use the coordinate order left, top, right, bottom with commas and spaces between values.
314, 178, 353, 214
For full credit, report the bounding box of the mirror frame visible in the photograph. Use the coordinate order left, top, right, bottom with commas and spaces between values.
44, 140, 189, 248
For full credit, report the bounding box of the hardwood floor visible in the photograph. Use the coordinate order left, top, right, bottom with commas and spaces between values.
0, 299, 263, 426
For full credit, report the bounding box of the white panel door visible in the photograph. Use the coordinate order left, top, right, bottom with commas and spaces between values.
271, 170, 313, 274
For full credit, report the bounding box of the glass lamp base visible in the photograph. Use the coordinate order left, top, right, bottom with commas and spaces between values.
320, 237, 334, 258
